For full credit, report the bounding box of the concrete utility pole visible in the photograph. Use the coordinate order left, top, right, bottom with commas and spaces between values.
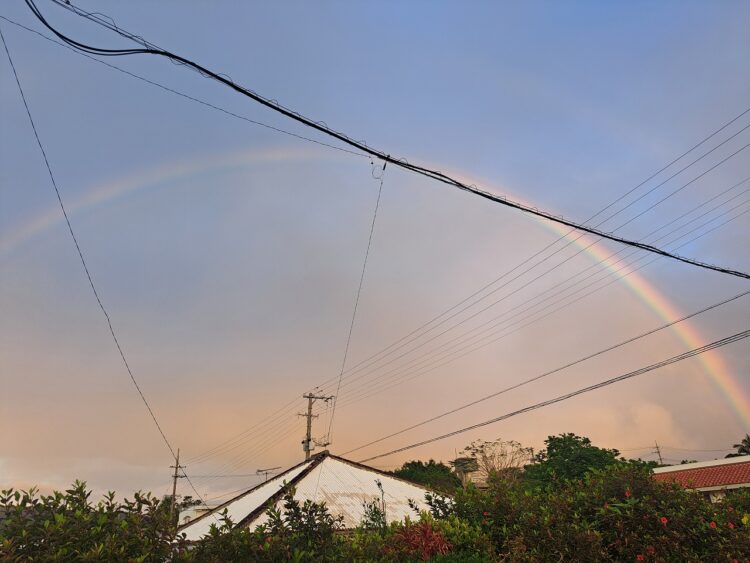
170, 448, 185, 522
653, 441, 664, 465
299, 392, 334, 460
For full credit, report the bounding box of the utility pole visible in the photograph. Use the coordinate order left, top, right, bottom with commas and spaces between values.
653, 441, 664, 465
169, 449, 185, 523
299, 392, 334, 460
256, 466, 281, 482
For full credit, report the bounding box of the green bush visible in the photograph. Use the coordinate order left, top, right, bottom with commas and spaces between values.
431, 463, 750, 561
0, 481, 183, 561
4, 463, 749, 561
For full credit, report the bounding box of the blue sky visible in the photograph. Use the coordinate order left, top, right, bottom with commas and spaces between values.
1, 1, 749, 498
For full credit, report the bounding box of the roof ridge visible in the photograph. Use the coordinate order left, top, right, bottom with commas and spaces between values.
236, 452, 328, 528
653, 455, 750, 474
178, 455, 317, 532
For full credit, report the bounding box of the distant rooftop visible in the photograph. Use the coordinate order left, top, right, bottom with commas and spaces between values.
653, 456, 750, 491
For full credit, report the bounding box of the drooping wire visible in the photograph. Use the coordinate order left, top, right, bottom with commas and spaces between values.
326, 161, 387, 446
2, 24, 175, 458
26, 0, 750, 280
359, 328, 750, 463
343, 288, 750, 455
0, 23, 215, 520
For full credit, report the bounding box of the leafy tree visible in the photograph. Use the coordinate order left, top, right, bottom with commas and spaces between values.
726, 433, 750, 457
457, 438, 533, 485
524, 433, 622, 486
391, 459, 461, 494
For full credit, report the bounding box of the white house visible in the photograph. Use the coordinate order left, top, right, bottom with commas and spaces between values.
178, 450, 440, 541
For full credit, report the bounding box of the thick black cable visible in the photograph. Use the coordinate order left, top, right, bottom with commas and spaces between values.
359, 329, 750, 462
25, 0, 750, 472
343, 289, 750, 455
0, 15, 368, 159
311, 112, 750, 393
26, 0, 750, 280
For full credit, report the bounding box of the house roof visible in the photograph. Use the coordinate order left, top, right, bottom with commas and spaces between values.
178, 451, 438, 541
652, 456, 750, 490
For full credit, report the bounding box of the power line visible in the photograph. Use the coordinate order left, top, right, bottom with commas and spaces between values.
22, 0, 748, 472
343, 289, 750, 456
359, 328, 750, 463
309, 160, 750, 409
186, 396, 302, 464
310, 111, 750, 395
25, 0, 750, 468
0, 14, 368, 159
195, 196, 749, 469
0, 22, 215, 519
335, 203, 750, 410
324, 184, 750, 409
326, 162, 386, 444
27, 0, 750, 280
1, 24, 176, 458
191, 173, 750, 467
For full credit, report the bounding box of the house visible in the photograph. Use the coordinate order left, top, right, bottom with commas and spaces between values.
178, 450, 441, 541
451, 457, 488, 489
652, 456, 750, 502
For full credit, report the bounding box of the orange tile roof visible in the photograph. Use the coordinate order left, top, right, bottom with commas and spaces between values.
653, 460, 750, 489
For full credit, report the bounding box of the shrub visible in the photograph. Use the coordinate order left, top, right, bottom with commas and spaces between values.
0, 481, 183, 561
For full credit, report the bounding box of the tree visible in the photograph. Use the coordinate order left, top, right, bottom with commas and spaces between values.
391, 460, 460, 494
524, 433, 621, 486
457, 438, 533, 485
726, 433, 750, 457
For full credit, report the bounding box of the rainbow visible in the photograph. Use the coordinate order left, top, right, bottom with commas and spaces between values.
558, 226, 750, 428
3, 146, 748, 429
447, 168, 750, 429
0, 145, 342, 255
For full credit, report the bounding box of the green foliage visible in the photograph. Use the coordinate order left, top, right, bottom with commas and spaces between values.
434, 463, 750, 561
727, 433, 750, 457
0, 481, 183, 561
392, 459, 461, 494
4, 437, 748, 562
360, 498, 387, 532
523, 433, 622, 486
192, 487, 345, 561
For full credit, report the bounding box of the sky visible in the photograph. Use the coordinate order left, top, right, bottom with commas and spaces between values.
1, 1, 749, 503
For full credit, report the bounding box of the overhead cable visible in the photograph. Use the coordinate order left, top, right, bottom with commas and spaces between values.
0, 23, 214, 517
326, 162, 387, 445
335, 202, 750, 409
343, 289, 750, 455
26, 0, 750, 280
0, 15, 367, 159
358, 328, 750, 462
